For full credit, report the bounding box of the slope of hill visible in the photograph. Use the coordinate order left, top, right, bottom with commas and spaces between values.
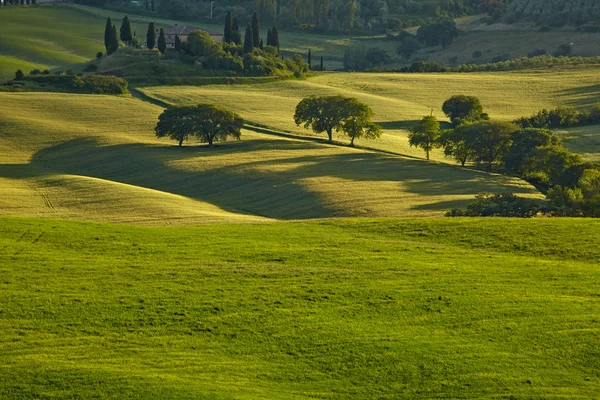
140, 68, 600, 161
1, 215, 599, 399
0, 91, 540, 222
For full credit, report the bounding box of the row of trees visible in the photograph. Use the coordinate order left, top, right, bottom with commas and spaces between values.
103, 17, 169, 55
1, 0, 36, 5
407, 95, 599, 216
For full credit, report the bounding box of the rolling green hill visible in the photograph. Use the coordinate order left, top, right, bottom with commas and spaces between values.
140, 68, 600, 161
0, 91, 540, 222
1, 216, 599, 399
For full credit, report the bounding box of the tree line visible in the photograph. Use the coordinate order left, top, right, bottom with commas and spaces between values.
407, 95, 600, 216
1, 0, 36, 5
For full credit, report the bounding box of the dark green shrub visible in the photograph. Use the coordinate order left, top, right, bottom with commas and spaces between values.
447, 193, 549, 217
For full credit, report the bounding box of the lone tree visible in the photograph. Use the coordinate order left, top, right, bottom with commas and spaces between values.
174, 34, 182, 51
224, 11, 233, 43
157, 28, 166, 54
146, 22, 156, 50
232, 17, 241, 45
408, 115, 441, 160
340, 98, 382, 146
271, 26, 279, 49
120, 16, 133, 45
155, 104, 244, 147
104, 17, 112, 54
251, 12, 260, 48
442, 95, 489, 127
243, 23, 254, 53
320, 56, 324, 71
307, 49, 312, 69
109, 24, 120, 55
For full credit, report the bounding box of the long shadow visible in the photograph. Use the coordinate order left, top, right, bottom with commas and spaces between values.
377, 120, 453, 131
555, 84, 600, 108
2, 136, 538, 219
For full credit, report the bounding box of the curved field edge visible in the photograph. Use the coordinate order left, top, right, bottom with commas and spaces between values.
0, 92, 541, 222
0, 216, 599, 399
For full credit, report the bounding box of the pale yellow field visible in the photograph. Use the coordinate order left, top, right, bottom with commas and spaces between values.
141, 68, 600, 160
0, 92, 541, 223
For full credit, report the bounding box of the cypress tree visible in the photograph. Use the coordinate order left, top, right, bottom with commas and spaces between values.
267, 28, 272, 46
174, 34, 181, 52
224, 11, 233, 43
146, 22, 156, 49
259, 39, 264, 49
232, 17, 241, 45
157, 28, 166, 54
271, 26, 279, 49
120, 16, 133, 45
109, 25, 120, 55
243, 23, 253, 53
145, 0, 148, 10
308, 49, 312, 69
151, 0, 154, 11
104, 18, 112, 54
251, 13, 260, 48
320, 55, 324, 71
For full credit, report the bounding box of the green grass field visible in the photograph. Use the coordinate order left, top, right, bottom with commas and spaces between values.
140, 68, 600, 160
0, 91, 539, 223
1, 216, 599, 399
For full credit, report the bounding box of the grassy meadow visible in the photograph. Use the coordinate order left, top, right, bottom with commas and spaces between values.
141, 68, 600, 160
0, 91, 539, 223
1, 216, 600, 399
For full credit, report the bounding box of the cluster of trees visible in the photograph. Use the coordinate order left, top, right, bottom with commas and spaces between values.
294, 96, 381, 145
103, 16, 150, 55
501, 0, 600, 26
408, 95, 599, 216
1, 0, 36, 5
515, 104, 600, 130
155, 104, 244, 147
10, 70, 128, 95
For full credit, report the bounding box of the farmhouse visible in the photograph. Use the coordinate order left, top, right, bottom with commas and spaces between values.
165, 25, 224, 48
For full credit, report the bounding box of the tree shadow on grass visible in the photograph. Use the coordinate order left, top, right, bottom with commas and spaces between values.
555, 84, 600, 108
1, 136, 539, 219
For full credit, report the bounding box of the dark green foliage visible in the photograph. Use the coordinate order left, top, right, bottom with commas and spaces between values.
120, 16, 133, 44
108, 25, 120, 55
104, 17, 112, 54
294, 96, 381, 145
155, 104, 244, 147
514, 106, 593, 130
251, 13, 260, 48
527, 48, 547, 58
459, 121, 517, 171
320, 56, 324, 71
259, 39, 264, 49
553, 43, 573, 57
146, 22, 156, 50
151, 0, 154, 11
232, 17, 241, 45
472, 50, 483, 58
409, 115, 441, 160
364, 47, 390, 67
416, 20, 458, 48
307, 49, 312, 69
244, 23, 254, 53
157, 28, 166, 54
266, 28, 272, 46
271, 26, 279, 48
442, 95, 489, 127
397, 36, 421, 59
15, 69, 24, 80
21, 74, 128, 94
503, 128, 558, 175
448, 193, 548, 217
224, 11, 233, 43
174, 34, 181, 52
96, 51, 103, 59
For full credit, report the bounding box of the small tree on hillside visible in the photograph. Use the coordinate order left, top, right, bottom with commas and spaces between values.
104, 17, 112, 54
157, 28, 166, 54
267, 28, 272, 46
340, 98, 382, 146
224, 11, 233, 43
439, 127, 475, 167
442, 95, 489, 127
244, 23, 254, 53
155, 104, 244, 147
15, 69, 24, 80
109, 25, 120, 55
120, 16, 133, 45
146, 22, 156, 49
397, 36, 420, 59
271, 26, 280, 49
461, 120, 517, 171
308, 49, 312, 69
320, 56, 324, 71
251, 12, 260, 48
294, 96, 348, 143
408, 115, 441, 160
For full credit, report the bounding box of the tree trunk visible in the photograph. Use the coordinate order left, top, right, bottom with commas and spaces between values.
326, 129, 333, 143
350, 135, 355, 147
461, 159, 466, 167
208, 136, 213, 148
426, 149, 429, 160
178, 137, 183, 147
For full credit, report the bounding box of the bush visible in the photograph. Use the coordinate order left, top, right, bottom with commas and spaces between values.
23, 74, 128, 95
15, 70, 24, 80
527, 48, 546, 58
96, 52, 103, 59
447, 193, 549, 217
472, 50, 482, 59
